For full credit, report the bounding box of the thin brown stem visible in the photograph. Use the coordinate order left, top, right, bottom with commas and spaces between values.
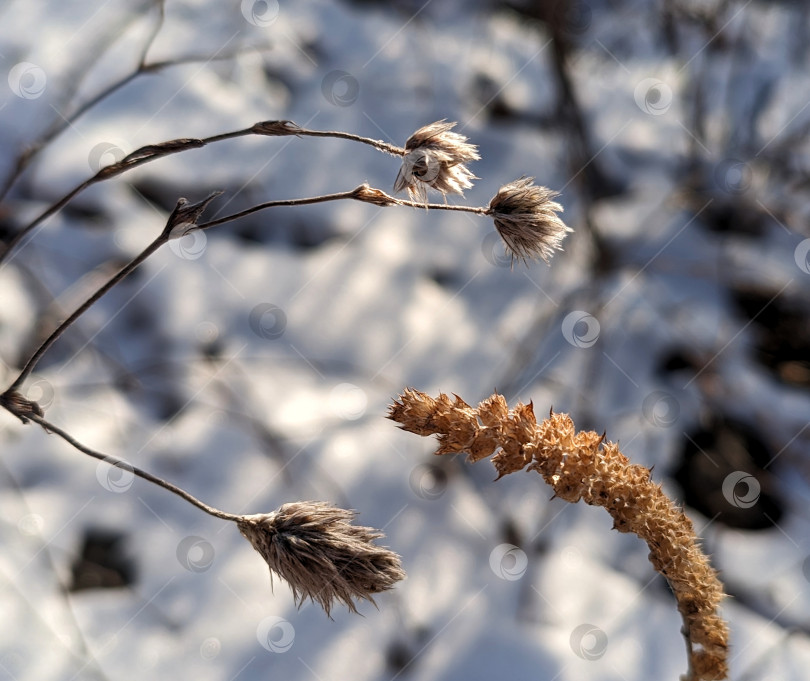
0, 130, 253, 266
4, 191, 221, 393
0, 1, 166, 202
294, 129, 404, 156
4, 184, 486, 393
195, 185, 489, 232
0, 122, 403, 267
25, 412, 241, 522
6, 235, 167, 394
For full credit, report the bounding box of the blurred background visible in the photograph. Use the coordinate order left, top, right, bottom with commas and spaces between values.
1, 1, 809, 679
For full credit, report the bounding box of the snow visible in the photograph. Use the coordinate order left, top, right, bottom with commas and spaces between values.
2, 1, 810, 680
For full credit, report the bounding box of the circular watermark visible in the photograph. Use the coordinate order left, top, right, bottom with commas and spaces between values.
721, 471, 760, 509
249, 303, 287, 340
714, 159, 752, 195
321, 70, 360, 107
481, 232, 512, 268
561, 311, 600, 348
96, 457, 135, 493
634, 78, 673, 116
398, 149, 442, 188
8, 62, 47, 99
641, 391, 680, 427
554, 0, 592, 36
802, 555, 810, 583
88, 142, 126, 173
241, 0, 279, 26
17, 513, 44, 537
570, 623, 608, 661
409, 463, 448, 500
561, 545, 583, 568
25, 377, 54, 410
176, 536, 216, 573
329, 383, 367, 420
168, 223, 207, 260
257, 615, 295, 653
195, 321, 220, 344
200, 637, 221, 660
794, 238, 810, 275
489, 543, 528, 581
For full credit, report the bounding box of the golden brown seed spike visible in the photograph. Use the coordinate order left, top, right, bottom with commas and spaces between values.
488, 177, 572, 266
389, 389, 729, 681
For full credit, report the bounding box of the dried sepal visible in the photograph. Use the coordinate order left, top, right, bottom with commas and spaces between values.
351, 183, 400, 207
251, 120, 304, 136
488, 177, 572, 265
238, 501, 405, 616
393, 120, 480, 203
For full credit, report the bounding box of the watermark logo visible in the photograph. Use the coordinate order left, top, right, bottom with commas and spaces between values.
241, 0, 279, 26
321, 70, 359, 107
642, 391, 680, 427
722, 471, 760, 509
257, 616, 295, 653
176, 536, 216, 572
249, 303, 287, 340
96, 457, 135, 493
329, 383, 367, 420
489, 543, 528, 581
634, 78, 673, 116
570, 623, 608, 660
8, 62, 46, 99
409, 463, 448, 500
562, 311, 600, 348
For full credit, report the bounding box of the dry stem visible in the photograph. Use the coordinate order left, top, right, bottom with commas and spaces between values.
0, 121, 403, 266
3, 186, 488, 395
0, 396, 404, 615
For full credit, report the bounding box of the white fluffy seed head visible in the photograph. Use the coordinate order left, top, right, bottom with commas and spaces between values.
394, 120, 480, 203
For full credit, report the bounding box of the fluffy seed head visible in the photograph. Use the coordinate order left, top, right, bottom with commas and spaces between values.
394, 120, 480, 203
488, 177, 572, 265
238, 501, 405, 616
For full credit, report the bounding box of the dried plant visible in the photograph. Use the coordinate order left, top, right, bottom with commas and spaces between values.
1, 107, 573, 622
239, 502, 405, 616
394, 120, 480, 203
0, 398, 404, 614
389, 389, 730, 681
489, 177, 572, 265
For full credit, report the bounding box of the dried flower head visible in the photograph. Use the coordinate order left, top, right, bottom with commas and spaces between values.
238, 501, 405, 616
394, 120, 480, 203
389, 389, 730, 681
488, 177, 571, 265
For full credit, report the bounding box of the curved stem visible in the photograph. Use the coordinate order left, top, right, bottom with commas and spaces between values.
294, 129, 404, 156
5, 185, 489, 393
0, 122, 403, 267
195, 186, 489, 232
7, 235, 167, 393
27, 412, 241, 523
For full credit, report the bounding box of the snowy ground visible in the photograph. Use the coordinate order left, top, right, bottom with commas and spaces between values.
1, 1, 810, 679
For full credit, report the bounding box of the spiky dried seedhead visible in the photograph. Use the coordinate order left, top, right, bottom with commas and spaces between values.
394, 120, 480, 203
488, 177, 572, 265
389, 389, 730, 681
238, 501, 405, 616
